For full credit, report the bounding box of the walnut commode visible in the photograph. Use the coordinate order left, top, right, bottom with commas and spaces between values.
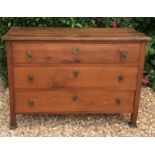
3, 27, 150, 129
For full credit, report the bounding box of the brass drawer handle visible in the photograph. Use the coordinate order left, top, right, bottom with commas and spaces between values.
115, 97, 121, 105
72, 70, 80, 78
27, 75, 34, 81
118, 73, 124, 81
72, 48, 80, 55
119, 50, 128, 59
28, 99, 34, 107
71, 96, 78, 102
26, 50, 32, 58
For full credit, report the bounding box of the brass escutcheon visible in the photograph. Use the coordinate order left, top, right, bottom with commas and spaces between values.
72, 48, 80, 55
26, 50, 32, 58
118, 73, 124, 81
119, 50, 128, 59
27, 75, 34, 81
71, 96, 78, 102
72, 70, 80, 78
115, 97, 121, 105
28, 99, 34, 107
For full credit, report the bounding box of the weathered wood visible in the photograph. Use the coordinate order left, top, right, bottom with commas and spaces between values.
14, 66, 138, 89
15, 90, 134, 113
5, 42, 17, 129
13, 43, 140, 65
129, 43, 147, 127
3, 28, 151, 128
3, 27, 151, 41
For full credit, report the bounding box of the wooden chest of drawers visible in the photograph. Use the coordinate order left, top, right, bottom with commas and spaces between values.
3, 27, 150, 129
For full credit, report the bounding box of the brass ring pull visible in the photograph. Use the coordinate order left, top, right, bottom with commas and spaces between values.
115, 97, 121, 105
118, 73, 124, 81
72, 70, 80, 78
72, 48, 80, 55
26, 50, 32, 58
27, 75, 34, 81
71, 96, 78, 102
119, 50, 128, 59
28, 99, 34, 107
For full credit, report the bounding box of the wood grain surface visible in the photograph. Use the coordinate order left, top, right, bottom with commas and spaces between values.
15, 90, 134, 113
3, 27, 151, 128
3, 27, 151, 41
14, 66, 138, 89
13, 43, 140, 65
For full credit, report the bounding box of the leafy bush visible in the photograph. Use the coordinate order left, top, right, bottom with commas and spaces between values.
0, 17, 155, 89
144, 38, 155, 89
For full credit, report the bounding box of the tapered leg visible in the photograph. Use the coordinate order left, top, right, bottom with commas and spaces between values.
10, 113, 17, 130
6, 42, 17, 130
129, 113, 137, 127
128, 43, 147, 128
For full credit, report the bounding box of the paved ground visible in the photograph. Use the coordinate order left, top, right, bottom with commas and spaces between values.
0, 79, 155, 136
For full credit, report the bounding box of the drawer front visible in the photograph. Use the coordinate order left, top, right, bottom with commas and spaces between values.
13, 43, 140, 65
14, 66, 138, 89
15, 90, 134, 113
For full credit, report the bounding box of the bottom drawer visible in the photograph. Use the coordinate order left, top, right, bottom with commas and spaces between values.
15, 90, 134, 113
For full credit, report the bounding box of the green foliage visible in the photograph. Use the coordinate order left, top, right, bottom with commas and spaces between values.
0, 17, 155, 89
144, 38, 155, 89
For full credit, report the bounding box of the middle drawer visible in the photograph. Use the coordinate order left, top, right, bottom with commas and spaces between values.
14, 66, 138, 89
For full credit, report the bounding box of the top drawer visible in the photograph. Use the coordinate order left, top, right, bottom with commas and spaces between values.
13, 43, 140, 65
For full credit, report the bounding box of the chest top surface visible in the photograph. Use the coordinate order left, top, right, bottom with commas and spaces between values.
3, 27, 150, 41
